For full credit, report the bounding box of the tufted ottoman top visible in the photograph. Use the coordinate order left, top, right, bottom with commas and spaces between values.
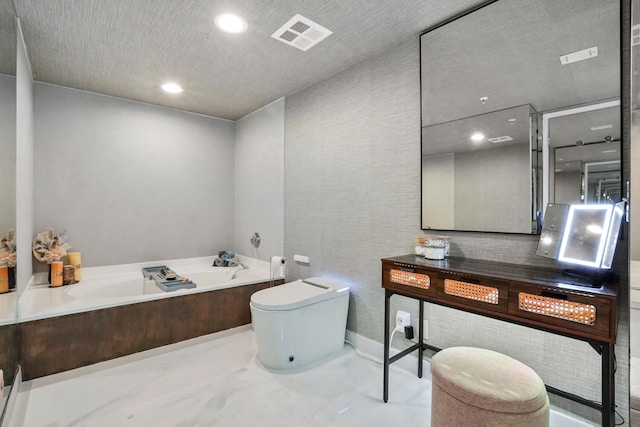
430, 346, 548, 414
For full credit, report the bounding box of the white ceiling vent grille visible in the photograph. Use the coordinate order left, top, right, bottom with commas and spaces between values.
487, 136, 514, 143
271, 14, 332, 51
633, 24, 640, 46
559, 47, 598, 65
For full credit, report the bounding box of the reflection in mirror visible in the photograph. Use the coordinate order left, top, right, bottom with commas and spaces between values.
584, 161, 621, 203
421, 105, 537, 233
0, 0, 18, 420
420, 0, 619, 233
536, 203, 569, 259
548, 103, 621, 206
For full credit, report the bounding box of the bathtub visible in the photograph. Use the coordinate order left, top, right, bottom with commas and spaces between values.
18, 255, 286, 380
68, 267, 250, 299
19, 255, 281, 322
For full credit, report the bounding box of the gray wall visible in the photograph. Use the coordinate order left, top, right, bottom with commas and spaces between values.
234, 98, 284, 261
284, 36, 626, 422
16, 20, 33, 295
421, 153, 454, 229
33, 83, 235, 268
454, 144, 530, 233
554, 170, 582, 205
0, 74, 15, 232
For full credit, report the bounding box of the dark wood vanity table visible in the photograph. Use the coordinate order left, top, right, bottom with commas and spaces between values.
382, 255, 618, 427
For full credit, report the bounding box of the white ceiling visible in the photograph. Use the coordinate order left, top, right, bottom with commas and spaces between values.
0, 0, 487, 120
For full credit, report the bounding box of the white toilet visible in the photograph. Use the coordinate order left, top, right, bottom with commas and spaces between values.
250, 277, 349, 370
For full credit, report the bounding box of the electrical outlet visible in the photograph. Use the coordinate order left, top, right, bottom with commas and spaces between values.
396, 310, 411, 332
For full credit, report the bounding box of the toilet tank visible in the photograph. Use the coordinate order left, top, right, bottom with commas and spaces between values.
250, 278, 349, 370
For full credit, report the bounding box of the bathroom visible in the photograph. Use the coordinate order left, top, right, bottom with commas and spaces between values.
0, 0, 636, 426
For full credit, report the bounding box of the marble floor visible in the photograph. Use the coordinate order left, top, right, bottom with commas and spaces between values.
10, 327, 595, 427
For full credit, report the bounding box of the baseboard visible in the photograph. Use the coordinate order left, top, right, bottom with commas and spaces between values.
1, 365, 21, 427
631, 394, 640, 411
345, 329, 432, 380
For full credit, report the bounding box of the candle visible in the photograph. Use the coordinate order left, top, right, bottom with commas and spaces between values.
50, 261, 64, 287
63, 265, 76, 285
67, 252, 82, 281
0, 265, 7, 293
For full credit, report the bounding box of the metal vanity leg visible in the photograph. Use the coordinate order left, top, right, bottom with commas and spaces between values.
602, 343, 614, 427
383, 289, 391, 403
418, 300, 424, 378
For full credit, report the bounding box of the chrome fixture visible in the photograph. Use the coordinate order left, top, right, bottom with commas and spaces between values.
229, 260, 248, 270
229, 260, 248, 279
250, 232, 261, 248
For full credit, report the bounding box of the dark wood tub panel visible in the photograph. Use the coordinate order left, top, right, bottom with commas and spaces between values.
0, 323, 18, 385
20, 280, 282, 380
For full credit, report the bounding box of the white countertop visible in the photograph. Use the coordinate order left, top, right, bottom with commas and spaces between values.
0, 290, 17, 326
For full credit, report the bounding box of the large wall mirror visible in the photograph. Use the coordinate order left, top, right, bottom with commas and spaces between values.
0, 0, 18, 420
545, 101, 621, 206
420, 0, 620, 233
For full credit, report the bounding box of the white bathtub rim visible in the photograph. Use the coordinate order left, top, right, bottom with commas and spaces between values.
31, 255, 270, 284
20, 255, 284, 322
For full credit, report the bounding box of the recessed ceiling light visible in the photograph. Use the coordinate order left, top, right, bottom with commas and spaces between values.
215, 13, 248, 34
587, 224, 604, 235
601, 149, 617, 154
161, 82, 183, 94
470, 132, 485, 142
590, 124, 613, 131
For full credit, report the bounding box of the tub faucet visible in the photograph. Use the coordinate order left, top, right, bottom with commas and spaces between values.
231, 261, 248, 270
229, 260, 248, 279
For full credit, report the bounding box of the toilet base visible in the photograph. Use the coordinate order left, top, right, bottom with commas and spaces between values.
250, 293, 348, 370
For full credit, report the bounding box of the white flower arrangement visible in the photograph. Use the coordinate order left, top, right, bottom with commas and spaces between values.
32, 229, 70, 264
0, 229, 16, 268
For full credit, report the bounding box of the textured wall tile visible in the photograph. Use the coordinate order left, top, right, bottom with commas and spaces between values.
234, 99, 285, 261
285, 33, 630, 423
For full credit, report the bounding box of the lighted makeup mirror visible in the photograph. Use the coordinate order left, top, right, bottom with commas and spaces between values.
558, 203, 625, 270
537, 202, 625, 286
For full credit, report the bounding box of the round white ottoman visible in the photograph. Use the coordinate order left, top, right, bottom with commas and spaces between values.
430, 347, 549, 427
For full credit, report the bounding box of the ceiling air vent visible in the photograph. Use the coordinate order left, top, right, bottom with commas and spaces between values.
487, 136, 514, 143
271, 14, 332, 51
633, 24, 640, 46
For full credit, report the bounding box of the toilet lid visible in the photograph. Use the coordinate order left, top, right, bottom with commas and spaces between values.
250, 278, 348, 311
